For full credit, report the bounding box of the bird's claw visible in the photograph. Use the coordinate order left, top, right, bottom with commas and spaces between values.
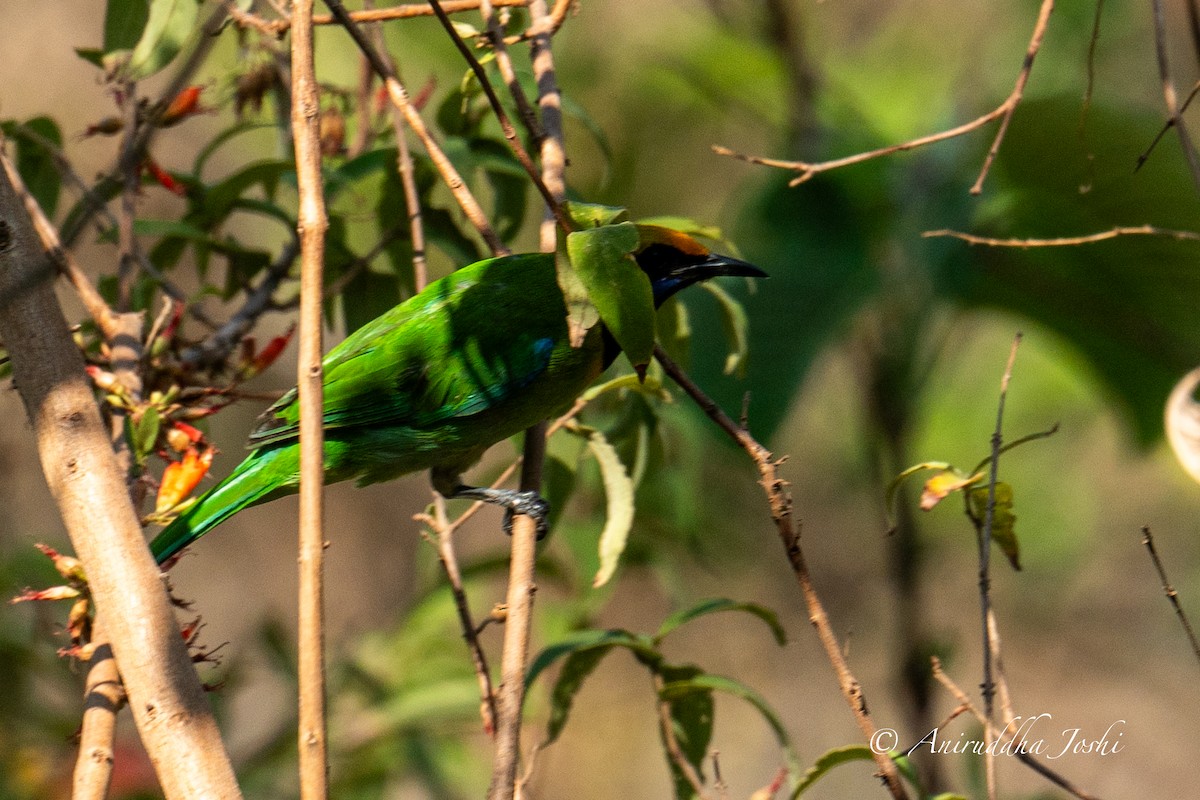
501, 490, 550, 539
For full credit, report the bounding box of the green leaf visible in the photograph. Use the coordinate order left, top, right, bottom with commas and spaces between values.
654, 598, 786, 646
104, 0, 150, 52
567, 223, 654, 370
542, 645, 613, 745
577, 427, 635, 588
656, 663, 712, 800
122, 0, 198, 80
566, 200, 628, 229
74, 48, 106, 68
791, 745, 875, 797
130, 406, 161, 466
526, 628, 658, 689
10, 117, 63, 218
553, 253, 599, 349
660, 673, 791, 751
968, 482, 1020, 570
700, 281, 751, 377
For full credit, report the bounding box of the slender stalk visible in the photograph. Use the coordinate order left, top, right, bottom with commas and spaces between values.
291, 1, 330, 796
652, 346, 909, 799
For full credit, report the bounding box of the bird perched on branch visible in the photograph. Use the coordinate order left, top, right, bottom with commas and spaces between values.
150, 227, 764, 564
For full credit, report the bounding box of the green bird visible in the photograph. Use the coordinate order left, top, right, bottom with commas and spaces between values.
150, 229, 764, 564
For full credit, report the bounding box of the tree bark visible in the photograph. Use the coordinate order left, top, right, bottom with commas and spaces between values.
0, 162, 242, 799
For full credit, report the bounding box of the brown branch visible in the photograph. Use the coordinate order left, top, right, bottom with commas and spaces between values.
0, 122, 242, 800
924, 224, 1200, 248
1140, 525, 1200, 667
1150, 0, 1200, 190
0, 148, 120, 340
427, 0, 571, 234
414, 497, 498, 735
72, 616, 126, 800
652, 345, 909, 799
487, 424, 545, 800
529, 0, 567, 252
323, 0, 508, 255
291, 1, 330, 797
363, 16, 429, 288
480, 0, 544, 142
713, 0, 1054, 195
1137, 80, 1200, 172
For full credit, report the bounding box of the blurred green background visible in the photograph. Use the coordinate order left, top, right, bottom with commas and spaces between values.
1, 1, 1199, 797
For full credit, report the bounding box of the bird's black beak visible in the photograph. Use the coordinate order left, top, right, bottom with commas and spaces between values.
661, 253, 768, 292
693, 253, 768, 280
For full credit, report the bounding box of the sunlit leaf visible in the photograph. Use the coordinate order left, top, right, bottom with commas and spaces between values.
567, 223, 654, 370
701, 281, 751, 377
576, 427, 636, 588
566, 200, 628, 229
920, 469, 982, 511
792, 745, 875, 797
122, 0, 197, 80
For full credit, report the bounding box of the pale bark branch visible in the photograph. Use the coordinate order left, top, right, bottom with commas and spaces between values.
0, 128, 242, 800
291, 0, 331, 796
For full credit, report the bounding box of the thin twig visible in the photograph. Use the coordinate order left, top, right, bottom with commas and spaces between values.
427, 0, 571, 234
713, 0, 1054, 195
414, 496, 499, 735
1140, 526, 1200, 666
363, 16, 429, 288
1137, 79, 1200, 172
480, 0, 544, 141
323, 0, 508, 255
652, 345, 909, 799
930, 656, 1102, 800
291, 0, 330, 796
970, 0, 1054, 193
924, 224, 1200, 248
979, 335, 1021, 719
1149, 0, 1200, 190
72, 617, 125, 800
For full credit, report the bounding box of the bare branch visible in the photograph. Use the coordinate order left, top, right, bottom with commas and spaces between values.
652, 345, 909, 800
72, 617, 125, 800
924, 224, 1200, 248
1140, 526, 1200, 667
323, 0, 508, 255
713, 0, 1055, 195
1149, 0, 1200, 190
291, 0, 330, 795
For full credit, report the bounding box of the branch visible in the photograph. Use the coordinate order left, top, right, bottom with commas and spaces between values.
652, 345, 909, 799
0, 122, 242, 800
322, 0, 509, 255
291, 0, 330, 796
1149, 0, 1200, 190
426, 0, 571, 234
72, 616, 126, 800
713, 0, 1054, 194
924, 224, 1200, 247
1140, 525, 1200, 667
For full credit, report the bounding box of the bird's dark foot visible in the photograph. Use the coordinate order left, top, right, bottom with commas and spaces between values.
445, 483, 550, 539
500, 490, 550, 539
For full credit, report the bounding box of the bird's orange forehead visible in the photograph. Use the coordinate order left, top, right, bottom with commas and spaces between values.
636, 225, 710, 256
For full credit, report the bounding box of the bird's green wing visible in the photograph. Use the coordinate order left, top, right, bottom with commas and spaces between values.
249, 253, 565, 447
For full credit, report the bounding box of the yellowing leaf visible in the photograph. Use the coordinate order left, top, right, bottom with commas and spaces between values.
583, 428, 636, 588
968, 482, 1021, 571
920, 470, 982, 510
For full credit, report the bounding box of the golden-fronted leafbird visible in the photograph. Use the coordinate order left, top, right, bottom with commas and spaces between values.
150, 230, 764, 563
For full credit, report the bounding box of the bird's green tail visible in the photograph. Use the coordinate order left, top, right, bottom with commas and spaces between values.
150, 446, 299, 564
